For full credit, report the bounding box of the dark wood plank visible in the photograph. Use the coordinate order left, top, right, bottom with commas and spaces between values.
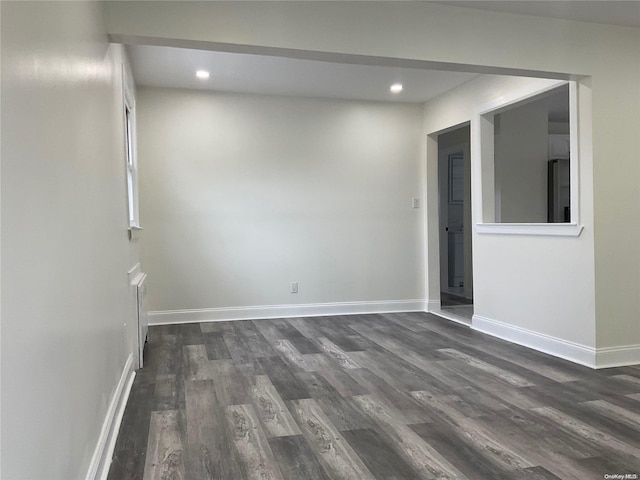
268, 435, 331, 480
322, 333, 367, 352
154, 374, 178, 411
182, 345, 211, 380
311, 315, 362, 338
107, 379, 154, 480
199, 322, 228, 334
408, 421, 514, 480
437, 348, 535, 387
252, 320, 285, 343
350, 349, 453, 395
285, 333, 323, 354
352, 394, 469, 479
576, 455, 640, 479
202, 332, 231, 360
233, 321, 280, 358
296, 371, 373, 431
408, 394, 538, 472
284, 317, 321, 338
271, 338, 314, 372
341, 428, 421, 480
273, 321, 323, 353
287, 398, 376, 480
257, 355, 312, 401
226, 404, 284, 480
150, 331, 183, 377
530, 406, 640, 459
347, 367, 434, 423
471, 410, 614, 480
208, 359, 251, 406
473, 404, 600, 460
223, 329, 260, 365
316, 337, 361, 369
184, 380, 246, 480
250, 375, 301, 437
513, 466, 563, 480
180, 323, 204, 346
314, 359, 370, 397
143, 410, 186, 480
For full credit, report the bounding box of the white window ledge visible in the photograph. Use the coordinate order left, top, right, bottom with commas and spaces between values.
476, 223, 583, 236
128, 225, 143, 241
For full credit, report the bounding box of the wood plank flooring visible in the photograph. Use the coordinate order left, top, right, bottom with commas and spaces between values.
107, 313, 640, 480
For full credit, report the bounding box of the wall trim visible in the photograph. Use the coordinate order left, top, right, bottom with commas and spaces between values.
85, 354, 136, 480
472, 314, 597, 368
425, 300, 440, 312
476, 223, 584, 237
148, 299, 427, 325
595, 344, 640, 369
127, 262, 141, 277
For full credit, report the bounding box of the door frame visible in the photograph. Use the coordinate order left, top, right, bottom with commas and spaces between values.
426, 121, 474, 312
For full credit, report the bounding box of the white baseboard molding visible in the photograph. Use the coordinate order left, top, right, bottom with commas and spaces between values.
595, 344, 640, 369
472, 315, 640, 369
148, 299, 427, 325
472, 314, 597, 368
425, 300, 440, 312
85, 354, 136, 480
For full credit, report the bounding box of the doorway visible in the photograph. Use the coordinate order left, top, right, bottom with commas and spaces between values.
437, 125, 473, 321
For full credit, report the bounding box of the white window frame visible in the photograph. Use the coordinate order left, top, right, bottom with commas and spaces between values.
123, 68, 141, 234
475, 80, 582, 237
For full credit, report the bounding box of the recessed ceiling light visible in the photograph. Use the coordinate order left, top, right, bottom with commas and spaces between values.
196, 70, 210, 79
390, 83, 403, 93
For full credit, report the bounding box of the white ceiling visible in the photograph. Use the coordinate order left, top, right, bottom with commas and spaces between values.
127, 45, 481, 104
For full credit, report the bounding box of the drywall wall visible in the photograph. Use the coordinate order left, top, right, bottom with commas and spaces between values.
1, 2, 138, 478
105, 0, 640, 352
424, 75, 597, 349
137, 88, 424, 312
494, 102, 549, 223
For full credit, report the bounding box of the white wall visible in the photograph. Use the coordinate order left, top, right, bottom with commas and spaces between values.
424, 75, 597, 349
138, 88, 424, 313
1, 2, 138, 478
494, 103, 549, 223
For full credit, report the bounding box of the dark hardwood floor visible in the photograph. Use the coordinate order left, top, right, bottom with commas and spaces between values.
107, 312, 640, 480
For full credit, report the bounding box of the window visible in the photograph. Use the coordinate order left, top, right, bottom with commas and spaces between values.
123, 71, 140, 232
125, 106, 136, 225
477, 81, 582, 236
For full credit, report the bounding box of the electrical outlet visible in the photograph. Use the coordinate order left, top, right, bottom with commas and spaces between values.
412, 197, 420, 209
290, 282, 299, 293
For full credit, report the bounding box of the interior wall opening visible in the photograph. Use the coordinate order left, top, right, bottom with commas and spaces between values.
437, 124, 473, 322
122, 41, 582, 326
485, 83, 574, 224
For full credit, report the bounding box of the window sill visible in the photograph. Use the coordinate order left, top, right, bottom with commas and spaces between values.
128, 225, 143, 241
476, 223, 583, 237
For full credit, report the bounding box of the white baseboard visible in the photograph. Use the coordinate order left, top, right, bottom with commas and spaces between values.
148, 299, 427, 325
472, 314, 597, 368
85, 354, 136, 480
595, 344, 640, 369
425, 300, 440, 312
473, 314, 640, 369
